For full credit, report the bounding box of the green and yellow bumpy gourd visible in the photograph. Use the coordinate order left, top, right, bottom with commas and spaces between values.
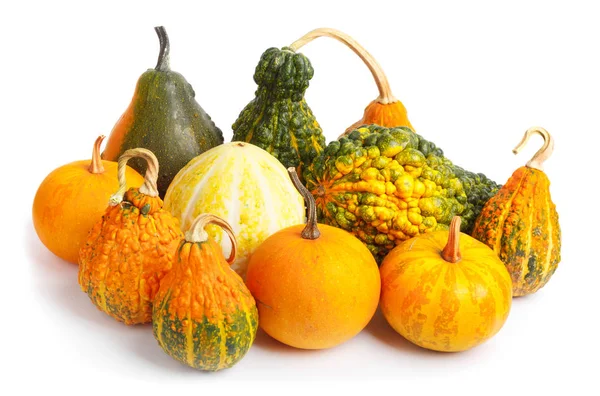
232, 47, 326, 173
303, 125, 500, 263
153, 214, 258, 371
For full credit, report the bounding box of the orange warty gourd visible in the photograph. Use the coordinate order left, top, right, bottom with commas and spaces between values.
32, 136, 144, 264
289, 27, 414, 137
380, 217, 512, 352
78, 148, 184, 325
472, 127, 561, 297
245, 168, 381, 350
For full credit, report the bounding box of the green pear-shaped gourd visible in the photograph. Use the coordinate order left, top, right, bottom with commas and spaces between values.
103, 26, 223, 197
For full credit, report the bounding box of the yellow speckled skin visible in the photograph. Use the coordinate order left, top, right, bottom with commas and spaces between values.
78, 189, 184, 325
380, 229, 512, 352
164, 142, 305, 278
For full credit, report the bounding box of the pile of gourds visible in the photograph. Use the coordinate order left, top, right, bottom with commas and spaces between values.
32, 26, 561, 370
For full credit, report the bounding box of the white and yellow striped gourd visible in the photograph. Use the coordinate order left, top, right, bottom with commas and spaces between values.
164, 142, 305, 278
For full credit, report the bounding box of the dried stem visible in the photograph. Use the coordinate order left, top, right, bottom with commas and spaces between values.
287, 167, 320, 240
441, 217, 462, 263
186, 214, 237, 265
512, 126, 554, 171
109, 148, 159, 205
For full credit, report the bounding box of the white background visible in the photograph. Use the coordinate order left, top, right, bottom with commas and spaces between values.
3, 0, 599, 394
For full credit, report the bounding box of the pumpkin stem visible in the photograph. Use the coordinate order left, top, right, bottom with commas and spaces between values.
288, 27, 397, 104
109, 148, 159, 205
287, 167, 320, 240
512, 126, 554, 171
154, 26, 170, 72
441, 216, 462, 263
186, 214, 237, 265
88, 135, 106, 174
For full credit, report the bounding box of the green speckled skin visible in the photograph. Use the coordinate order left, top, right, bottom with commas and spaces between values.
103, 69, 223, 197
303, 125, 500, 262
232, 47, 326, 170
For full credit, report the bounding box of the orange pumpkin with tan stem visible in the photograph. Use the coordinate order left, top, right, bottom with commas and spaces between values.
32, 136, 144, 264
245, 168, 381, 350
78, 148, 184, 325
380, 216, 512, 352
288, 27, 414, 137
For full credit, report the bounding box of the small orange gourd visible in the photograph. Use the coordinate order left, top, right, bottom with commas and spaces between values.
380, 217, 512, 352
153, 214, 258, 371
78, 148, 184, 325
32, 136, 144, 264
245, 168, 381, 350
472, 127, 561, 297
288, 27, 414, 137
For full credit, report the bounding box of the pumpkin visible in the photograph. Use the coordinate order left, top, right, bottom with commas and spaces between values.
472, 127, 561, 297
380, 216, 513, 352
303, 124, 500, 263
153, 213, 258, 371
245, 168, 381, 350
102, 26, 223, 197
231, 45, 326, 174
32, 135, 144, 264
78, 148, 184, 325
288, 27, 414, 137
164, 141, 305, 278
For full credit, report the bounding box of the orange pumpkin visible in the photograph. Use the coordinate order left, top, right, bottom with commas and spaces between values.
380, 216, 512, 352
78, 148, 184, 325
32, 136, 144, 264
472, 127, 561, 296
245, 168, 381, 350
288, 27, 414, 137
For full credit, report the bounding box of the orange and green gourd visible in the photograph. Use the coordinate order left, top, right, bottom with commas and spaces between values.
303, 124, 500, 263
78, 148, 184, 325
245, 168, 380, 350
288, 27, 414, 137
33, 136, 144, 264
231, 44, 326, 174
102, 26, 223, 197
380, 216, 513, 352
472, 127, 561, 297
153, 214, 258, 371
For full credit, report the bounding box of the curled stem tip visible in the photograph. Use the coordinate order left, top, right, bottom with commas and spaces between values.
512, 126, 554, 171
109, 148, 159, 206
186, 214, 237, 265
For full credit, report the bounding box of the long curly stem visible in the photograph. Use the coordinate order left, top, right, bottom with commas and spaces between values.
109, 148, 159, 205
186, 214, 237, 265
512, 126, 554, 171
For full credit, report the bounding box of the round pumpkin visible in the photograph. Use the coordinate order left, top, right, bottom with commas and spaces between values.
164, 141, 305, 278
153, 214, 258, 371
380, 216, 512, 352
32, 135, 144, 264
245, 168, 381, 350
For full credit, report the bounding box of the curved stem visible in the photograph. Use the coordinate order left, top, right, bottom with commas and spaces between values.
186, 214, 237, 265
512, 126, 554, 171
154, 26, 170, 71
109, 148, 159, 206
287, 167, 320, 240
441, 217, 462, 263
289, 27, 397, 104
88, 135, 105, 174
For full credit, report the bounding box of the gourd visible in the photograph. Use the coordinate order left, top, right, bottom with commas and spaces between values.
303, 124, 500, 263
102, 26, 223, 197
153, 214, 258, 371
245, 168, 380, 350
231, 44, 326, 174
472, 127, 561, 297
164, 141, 305, 278
32, 135, 144, 264
288, 27, 414, 137
380, 216, 512, 352
78, 148, 184, 325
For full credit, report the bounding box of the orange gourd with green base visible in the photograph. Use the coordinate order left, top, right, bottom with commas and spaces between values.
472, 127, 561, 297
78, 148, 184, 325
32, 136, 144, 264
288, 27, 414, 137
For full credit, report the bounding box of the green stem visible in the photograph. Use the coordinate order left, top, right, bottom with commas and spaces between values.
154, 26, 170, 71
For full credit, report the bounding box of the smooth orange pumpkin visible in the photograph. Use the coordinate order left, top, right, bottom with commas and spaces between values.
380, 217, 512, 352
288, 27, 414, 137
32, 136, 144, 264
245, 168, 381, 350
78, 148, 184, 325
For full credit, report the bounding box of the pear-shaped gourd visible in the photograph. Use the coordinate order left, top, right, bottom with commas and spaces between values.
102, 26, 223, 197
